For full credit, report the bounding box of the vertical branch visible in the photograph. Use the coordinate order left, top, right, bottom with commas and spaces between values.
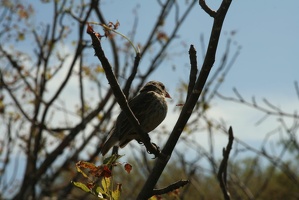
123, 53, 141, 97
218, 126, 234, 200
294, 81, 299, 101
187, 45, 198, 100
79, 57, 85, 119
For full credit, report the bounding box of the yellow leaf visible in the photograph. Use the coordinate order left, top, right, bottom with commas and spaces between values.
95, 66, 105, 73
97, 114, 103, 121
82, 66, 91, 76
17, 32, 25, 41
101, 177, 111, 193
112, 183, 122, 200
72, 181, 91, 193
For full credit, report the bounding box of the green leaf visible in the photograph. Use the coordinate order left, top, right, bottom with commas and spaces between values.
96, 186, 105, 195
96, 186, 107, 199
72, 181, 91, 193
76, 165, 89, 178
112, 183, 121, 200
103, 154, 123, 165
101, 177, 111, 193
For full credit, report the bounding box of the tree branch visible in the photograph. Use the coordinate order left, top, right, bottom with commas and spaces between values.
87, 26, 160, 157
187, 45, 198, 100
199, 0, 217, 17
137, 0, 232, 198
152, 180, 189, 196
217, 126, 234, 200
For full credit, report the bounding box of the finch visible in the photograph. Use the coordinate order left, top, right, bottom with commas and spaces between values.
101, 81, 170, 156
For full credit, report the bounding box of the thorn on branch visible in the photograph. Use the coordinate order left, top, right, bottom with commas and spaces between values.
217, 126, 234, 200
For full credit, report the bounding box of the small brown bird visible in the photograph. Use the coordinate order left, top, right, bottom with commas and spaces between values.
101, 81, 171, 156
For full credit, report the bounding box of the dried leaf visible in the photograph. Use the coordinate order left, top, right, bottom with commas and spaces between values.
124, 163, 132, 174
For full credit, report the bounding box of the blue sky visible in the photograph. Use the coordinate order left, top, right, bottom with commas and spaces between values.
97, 0, 299, 95
30, 0, 299, 98
2, 0, 299, 197
5, 0, 298, 161
1, 0, 296, 160
101, 0, 299, 155
86, 0, 299, 160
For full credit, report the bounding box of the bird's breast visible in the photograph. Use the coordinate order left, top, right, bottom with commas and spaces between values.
142, 94, 168, 132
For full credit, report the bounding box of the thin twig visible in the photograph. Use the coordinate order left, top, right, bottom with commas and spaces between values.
294, 81, 299, 101
217, 126, 234, 200
123, 53, 141, 97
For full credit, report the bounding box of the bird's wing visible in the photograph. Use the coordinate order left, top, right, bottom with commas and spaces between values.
117, 92, 155, 138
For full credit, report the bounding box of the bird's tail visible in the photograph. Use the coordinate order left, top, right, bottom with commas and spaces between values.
100, 135, 118, 156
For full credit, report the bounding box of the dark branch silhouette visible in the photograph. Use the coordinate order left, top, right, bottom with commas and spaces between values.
218, 126, 234, 200
137, 0, 232, 199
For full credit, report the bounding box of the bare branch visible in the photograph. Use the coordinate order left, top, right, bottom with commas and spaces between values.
152, 180, 189, 196
87, 27, 160, 156
295, 81, 299, 101
217, 126, 234, 200
199, 0, 216, 17
123, 53, 141, 97
138, 0, 232, 198
217, 91, 299, 119
187, 45, 198, 100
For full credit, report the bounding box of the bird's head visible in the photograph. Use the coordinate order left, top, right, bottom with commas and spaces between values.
140, 81, 171, 99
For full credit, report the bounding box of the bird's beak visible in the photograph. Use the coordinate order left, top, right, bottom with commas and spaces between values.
165, 91, 171, 99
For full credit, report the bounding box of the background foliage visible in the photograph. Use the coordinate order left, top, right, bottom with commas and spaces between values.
0, 0, 298, 199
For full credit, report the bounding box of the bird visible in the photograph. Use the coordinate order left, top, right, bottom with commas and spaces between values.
101, 81, 171, 156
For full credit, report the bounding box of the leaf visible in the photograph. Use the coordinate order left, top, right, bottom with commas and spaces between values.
112, 183, 122, 200
0, 99, 5, 114
76, 165, 89, 178
17, 32, 25, 41
103, 154, 123, 165
101, 177, 111, 193
100, 165, 112, 178
96, 186, 105, 196
76, 161, 97, 178
72, 181, 91, 193
98, 192, 104, 199
95, 186, 106, 199
157, 31, 168, 42
124, 163, 132, 174
97, 114, 103, 121
95, 65, 105, 73
82, 66, 91, 76
149, 196, 159, 200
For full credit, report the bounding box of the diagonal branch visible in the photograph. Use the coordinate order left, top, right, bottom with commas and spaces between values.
152, 180, 189, 196
137, 0, 232, 198
87, 26, 160, 157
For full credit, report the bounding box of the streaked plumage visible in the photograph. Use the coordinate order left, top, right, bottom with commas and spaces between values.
101, 81, 170, 156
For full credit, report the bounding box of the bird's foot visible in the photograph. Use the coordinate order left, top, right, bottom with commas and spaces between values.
146, 142, 161, 159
